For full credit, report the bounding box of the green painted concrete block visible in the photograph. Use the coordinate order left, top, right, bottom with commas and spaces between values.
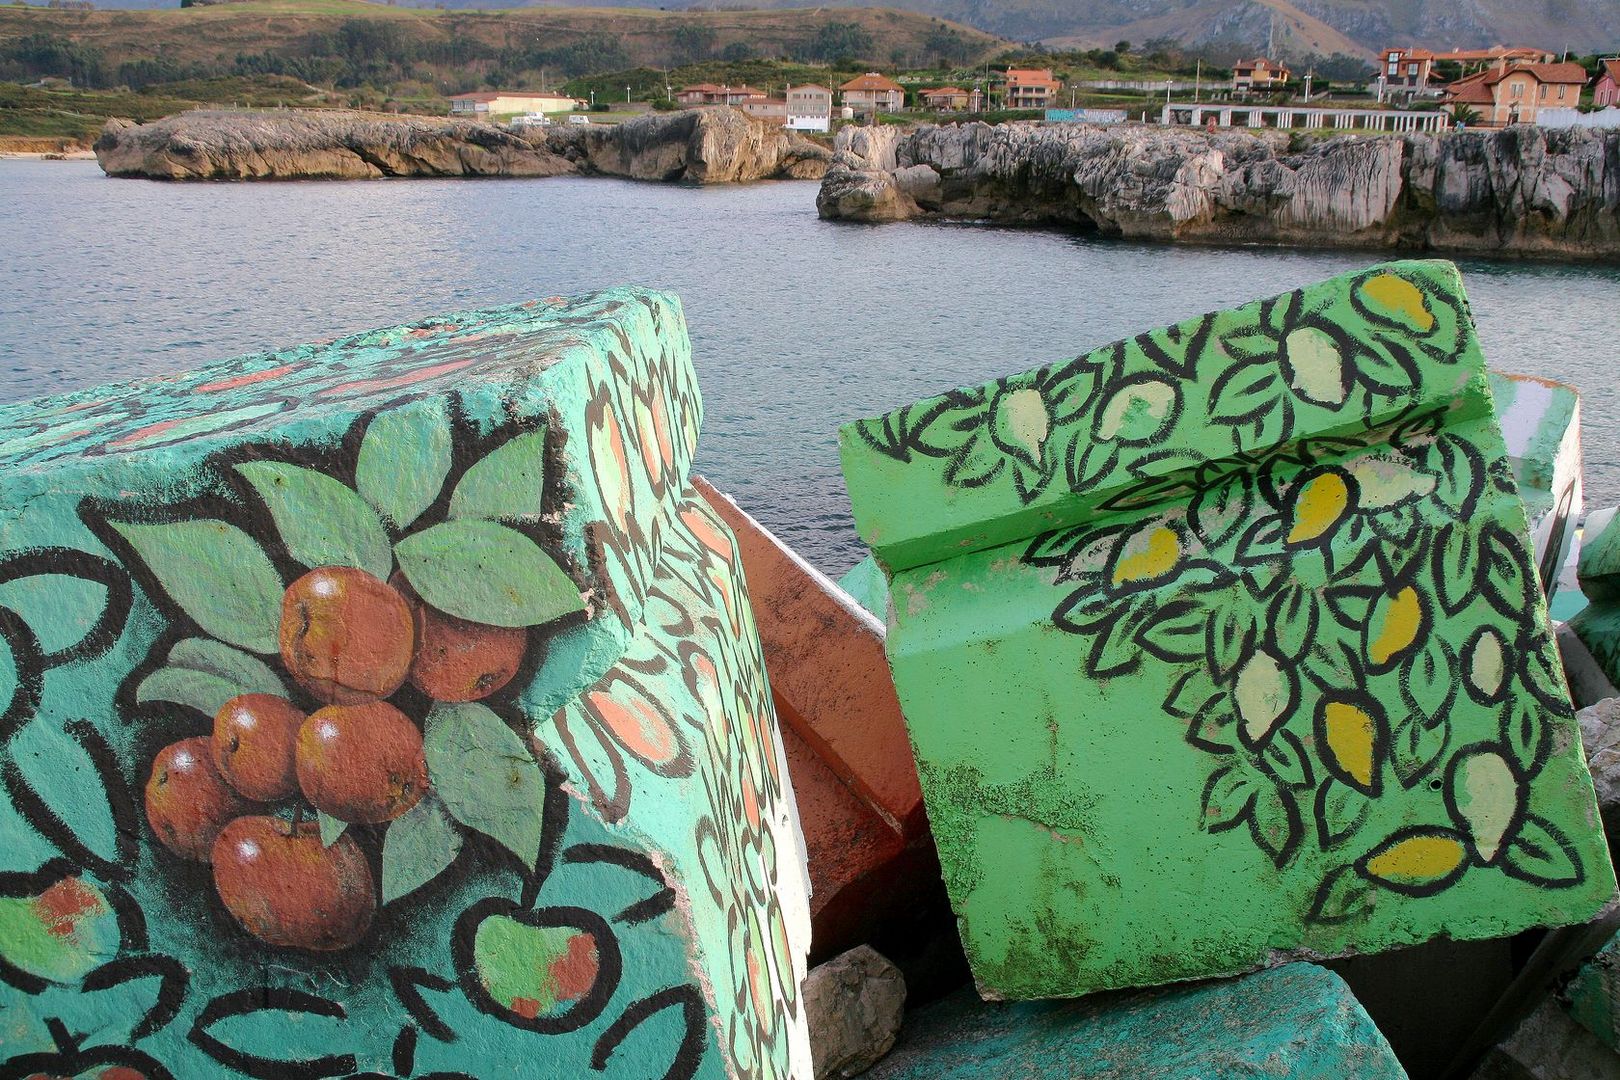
840, 260, 1615, 999
0, 290, 811, 1078
863, 963, 1407, 1079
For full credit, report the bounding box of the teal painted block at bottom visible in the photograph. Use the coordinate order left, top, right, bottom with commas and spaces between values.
864, 964, 1407, 1080
1567, 931, 1620, 1052
836, 555, 889, 622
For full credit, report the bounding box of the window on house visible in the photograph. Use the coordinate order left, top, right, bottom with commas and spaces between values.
1512, 82, 1523, 97
1540, 84, 1547, 99
1559, 85, 1567, 99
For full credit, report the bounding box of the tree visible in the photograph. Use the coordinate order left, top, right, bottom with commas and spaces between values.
720, 41, 755, 62
671, 24, 716, 66
1115, 40, 1131, 54
804, 21, 874, 64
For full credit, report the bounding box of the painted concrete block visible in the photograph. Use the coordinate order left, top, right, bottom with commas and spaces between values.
837, 556, 889, 623
1491, 371, 1581, 596
694, 479, 930, 958
862, 963, 1406, 1079
1567, 929, 1620, 1053
695, 478, 924, 837
840, 260, 1615, 999
0, 290, 811, 1078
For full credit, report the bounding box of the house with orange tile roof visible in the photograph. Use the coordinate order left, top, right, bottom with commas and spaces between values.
839, 73, 906, 113
1379, 45, 1557, 99
1231, 58, 1291, 92
1444, 61, 1588, 125
920, 86, 976, 110
1002, 68, 1060, 109
1596, 59, 1620, 108
674, 84, 768, 107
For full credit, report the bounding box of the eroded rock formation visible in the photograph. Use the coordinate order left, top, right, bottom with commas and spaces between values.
95, 106, 830, 183
818, 121, 1620, 258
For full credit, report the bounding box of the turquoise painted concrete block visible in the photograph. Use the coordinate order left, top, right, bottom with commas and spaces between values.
836, 555, 889, 622
863, 964, 1407, 1079
1567, 930, 1620, 1053
840, 261, 1615, 1000
0, 290, 811, 1078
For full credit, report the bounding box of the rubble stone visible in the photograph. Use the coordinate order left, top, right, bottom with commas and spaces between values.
806, 945, 907, 1079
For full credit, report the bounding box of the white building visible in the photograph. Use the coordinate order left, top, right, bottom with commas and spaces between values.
786, 84, 833, 132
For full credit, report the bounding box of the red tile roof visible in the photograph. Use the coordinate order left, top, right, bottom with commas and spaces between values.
1602, 59, 1620, 85
1005, 68, 1059, 86
922, 87, 968, 96
840, 73, 905, 92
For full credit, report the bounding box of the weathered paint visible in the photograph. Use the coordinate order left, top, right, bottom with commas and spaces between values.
694, 478, 932, 958
840, 260, 1616, 999
0, 289, 811, 1078
1490, 370, 1582, 597
861, 963, 1407, 1079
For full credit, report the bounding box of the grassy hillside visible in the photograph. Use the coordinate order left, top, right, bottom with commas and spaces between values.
1049, 0, 1373, 61
0, 0, 1007, 95
396, 0, 1620, 56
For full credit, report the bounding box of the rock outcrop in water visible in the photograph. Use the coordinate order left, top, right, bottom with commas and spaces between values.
94, 110, 575, 180
817, 122, 1620, 259
547, 106, 830, 183
95, 106, 830, 183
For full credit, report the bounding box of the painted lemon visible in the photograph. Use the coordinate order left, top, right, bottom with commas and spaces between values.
1095, 377, 1179, 445
1364, 832, 1466, 889
1236, 652, 1293, 745
1286, 471, 1351, 546
996, 387, 1050, 461
1466, 628, 1507, 700
1318, 699, 1381, 793
1111, 524, 1180, 587
1358, 273, 1435, 332
1282, 326, 1346, 406
1367, 586, 1424, 669
1450, 750, 1520, 863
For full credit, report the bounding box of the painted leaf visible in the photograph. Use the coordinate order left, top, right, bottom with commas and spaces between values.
1390, 713, 1450, 790
450, 429, 547, 523
110, 519, 283, 654
235, 461, 392, 580
0, 569, 114, 660
318, 810, 348, 848
136, 637, 286, 717
396, 520, 583, 629
1314, 780, 1370, 849
1499, 814, 1583, 889
1235, 651, 1296, 747
1357, 828, 1468, 895
1430, 522, 1483, 617
1135, 599, 1207, 664
1262, 730, 1313, 790
356, 401, 453, 529
1266, 581, 1317, 663
988, 386, 1049, 472
1246, 781, 1303, 868
382, 792, 463, 904
1199, 765, 1253, 831
1307, 865, 1375, 925
1402, 637, 1458, 720
424, 702, 544, 867
191, 988, 356, 1079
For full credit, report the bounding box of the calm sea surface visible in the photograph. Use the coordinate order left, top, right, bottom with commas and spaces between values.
3, 160, 1617, 572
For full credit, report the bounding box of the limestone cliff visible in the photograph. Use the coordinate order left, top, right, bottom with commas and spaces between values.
94, 110, 576, 181
546, 107, 830, 183
95, 107, 829, 183
818, 122, 1620, 259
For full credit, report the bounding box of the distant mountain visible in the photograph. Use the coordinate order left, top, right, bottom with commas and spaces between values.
22, 0, 1620, 54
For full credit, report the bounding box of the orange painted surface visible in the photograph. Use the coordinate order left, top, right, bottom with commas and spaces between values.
694, 476, 925, 837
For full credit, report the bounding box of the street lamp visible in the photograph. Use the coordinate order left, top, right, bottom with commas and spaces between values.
626, 85, 631, 104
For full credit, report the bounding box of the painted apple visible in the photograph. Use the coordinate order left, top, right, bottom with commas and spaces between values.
212, 693, 306, 801
295, 702, 427, 824
211, 816, 375, 950
279, 567, 414, 704
145, 737, 257, 861
393, 574, 527, 702
453, 898, 618, 1034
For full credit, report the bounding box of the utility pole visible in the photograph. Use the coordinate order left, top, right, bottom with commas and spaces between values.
1194, 59, 1201, 102
1303, 69, 1313, 103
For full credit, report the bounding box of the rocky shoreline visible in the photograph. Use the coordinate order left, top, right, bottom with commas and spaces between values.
818, 121, 1620, 260
93, 106, 830, 183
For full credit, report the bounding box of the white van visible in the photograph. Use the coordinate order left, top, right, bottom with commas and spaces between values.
567, 115, 592, 126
